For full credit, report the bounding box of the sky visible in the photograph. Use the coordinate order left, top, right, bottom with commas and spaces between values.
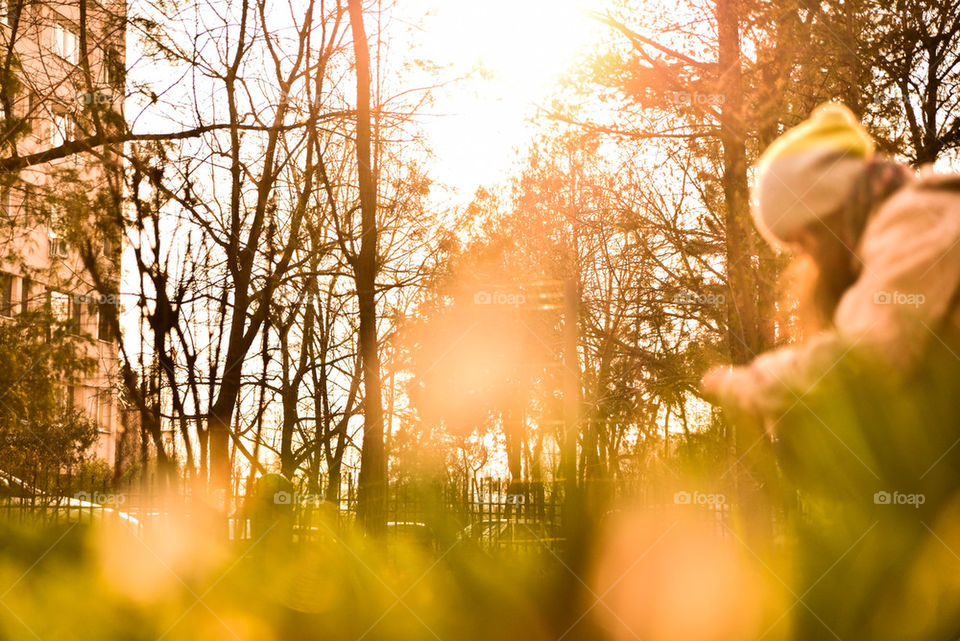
124, 0, 611, 206
391, 0, 608, 205
117, 0, 614, 457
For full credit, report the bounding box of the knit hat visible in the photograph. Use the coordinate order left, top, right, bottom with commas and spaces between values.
753, 103, 875, 247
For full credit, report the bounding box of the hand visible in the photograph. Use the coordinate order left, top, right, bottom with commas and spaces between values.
701, 365, 733, 403
703, 366, 780, 440
701, 365, 756, 411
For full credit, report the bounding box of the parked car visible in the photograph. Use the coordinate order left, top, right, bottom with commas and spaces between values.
0, 470, 139, 530
457, 518, 564, 553
386, 521, 438, 552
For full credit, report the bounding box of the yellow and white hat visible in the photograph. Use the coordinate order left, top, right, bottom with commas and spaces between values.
753, 103, 875, 247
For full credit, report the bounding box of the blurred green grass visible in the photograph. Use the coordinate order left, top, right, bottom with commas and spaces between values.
6, 345, 960, 640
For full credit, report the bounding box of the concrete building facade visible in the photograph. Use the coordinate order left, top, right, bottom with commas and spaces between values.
1, 0, 125, 465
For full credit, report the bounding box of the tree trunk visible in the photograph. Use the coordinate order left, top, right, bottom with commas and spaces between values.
561, 275, 581, 517
348, 0, 386, 534
717, 0, 771, 538
280, 392, 297, 478
717, 0, 762, 365
504, 405, 524, 493
209, 401, 234, 490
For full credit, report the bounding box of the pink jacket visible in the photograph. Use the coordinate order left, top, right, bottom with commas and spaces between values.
743, 171, 960, 415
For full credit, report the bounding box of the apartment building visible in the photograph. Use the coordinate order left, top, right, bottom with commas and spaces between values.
0, 0, 125, 465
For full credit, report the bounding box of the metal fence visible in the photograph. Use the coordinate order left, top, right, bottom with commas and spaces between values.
0, 467, 731, 551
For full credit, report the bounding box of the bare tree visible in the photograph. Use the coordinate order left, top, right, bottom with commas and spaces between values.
346, 0, 386, 531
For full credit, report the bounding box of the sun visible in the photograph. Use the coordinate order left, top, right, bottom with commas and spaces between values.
396, 0, 605, 197
419, 0, 599, 105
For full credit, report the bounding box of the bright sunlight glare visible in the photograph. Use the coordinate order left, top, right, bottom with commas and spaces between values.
400, 0, 605, 199
423, 0, 596, 98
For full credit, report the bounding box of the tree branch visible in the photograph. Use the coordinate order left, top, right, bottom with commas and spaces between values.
0, 112, 352, 172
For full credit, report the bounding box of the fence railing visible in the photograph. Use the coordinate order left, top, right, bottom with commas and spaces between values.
0, 468, 732, 551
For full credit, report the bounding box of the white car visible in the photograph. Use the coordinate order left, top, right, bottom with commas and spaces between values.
0, 470, 140, 530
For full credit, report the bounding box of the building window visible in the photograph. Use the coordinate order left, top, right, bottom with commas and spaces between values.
103, 48, 124, 90
48, 208, 68, 258
101, 49, 112, 85
27, 93, 42, 141
0, 187, 9, 221
69, 295, 82, 335
82, 387, 112, 432
49, 236, 68, 258
50, 112, 73, 147
83, 387, 96, 422
49, 233, 67, 258
20, 276, 31, 314
0, 273, 12, 317
49, 229, 67, 258
20, 183, 39, 223
52, 23, 78, 64
97, 302, 113, 342
96, 391, 112, 432
56, 384, 77, 409
50, 290, 70, 322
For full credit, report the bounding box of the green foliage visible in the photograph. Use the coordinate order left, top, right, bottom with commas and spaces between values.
0, 514, 596, 641
0, 311, 98, 473
748, 340, 960, 640
74, 459, 116, 491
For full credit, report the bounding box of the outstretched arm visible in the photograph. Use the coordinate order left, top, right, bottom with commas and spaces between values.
704, 185, 960, 417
